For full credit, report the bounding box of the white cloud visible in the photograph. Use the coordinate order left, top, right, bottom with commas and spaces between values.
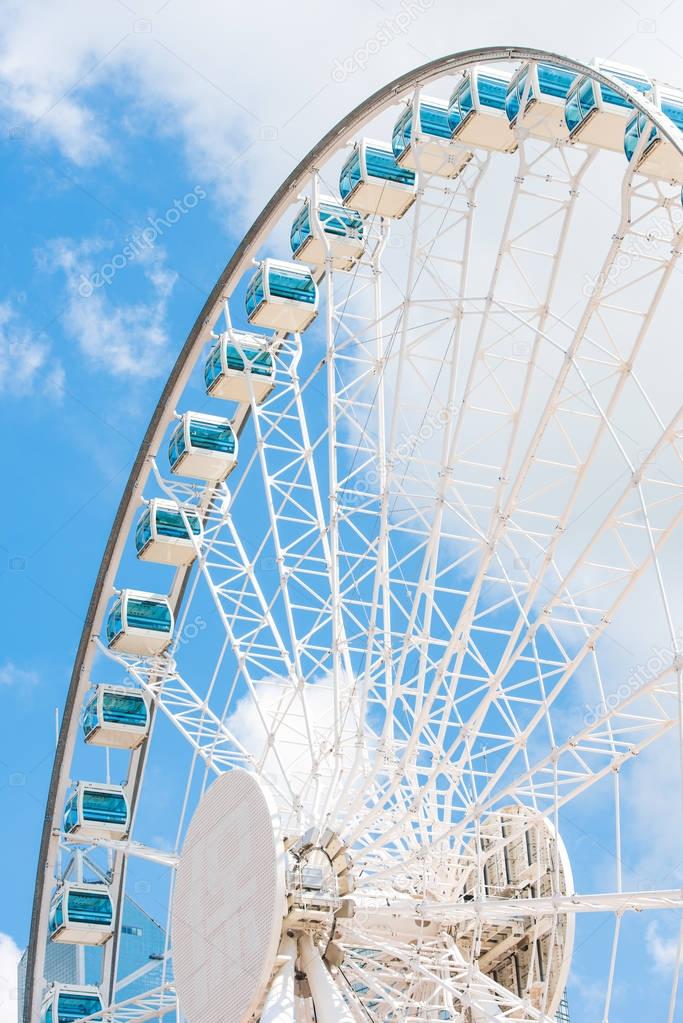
42, 238, 177, 378
646, 921, 683, 973
0, 662, 39, 687
0, 301, 64, 399
0, 932, 21, 1023
2, 0, 683, 224
227, 674, 362, 829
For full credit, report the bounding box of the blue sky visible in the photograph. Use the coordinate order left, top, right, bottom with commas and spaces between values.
2, 1, 683, 1020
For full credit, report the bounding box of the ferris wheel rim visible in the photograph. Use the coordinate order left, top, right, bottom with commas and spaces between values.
23, 44, 683, 1023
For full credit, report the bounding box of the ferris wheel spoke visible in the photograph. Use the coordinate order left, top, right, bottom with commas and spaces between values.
341, 142, 597, 838
331, 161, 491, 826
354, 417, 683, 869
342, 932, 558, 1022
348, 178, 683, 848
59, 835, 178, 869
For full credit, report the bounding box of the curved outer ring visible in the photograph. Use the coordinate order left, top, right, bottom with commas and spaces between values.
23, 45, 683, 1023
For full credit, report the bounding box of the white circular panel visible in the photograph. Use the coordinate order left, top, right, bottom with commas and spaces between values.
172, 770, 285, 1023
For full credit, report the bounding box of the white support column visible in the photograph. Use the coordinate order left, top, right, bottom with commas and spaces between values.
261, 936, 297, 1023
299, 934, 355, 1023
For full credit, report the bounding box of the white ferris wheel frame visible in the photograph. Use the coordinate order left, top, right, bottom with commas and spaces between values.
23, 44, 683, 1023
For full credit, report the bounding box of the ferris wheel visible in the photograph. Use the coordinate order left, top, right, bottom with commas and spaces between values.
22, 44, 683, 1023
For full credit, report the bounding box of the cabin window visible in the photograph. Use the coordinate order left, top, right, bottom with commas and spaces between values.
339, 150, 362, 199
661, 98, 683, 131
365, 146, 415, 185
188, 418, 235, 453
578, 78, 597, 117
449, 81, 474, 131
64, 795, 79, 833
392, 108, 412, 155
268, 269, 316, 304
102, 691, 147, 726
67, 891, 111, 924
420, 103, 451, 139
82, 789, 127, 824
50, 897, 64, 933
204, 344, 223, 389
537, 63, 575, 99
245, 273, 265, 317
126, 598, 171, 633
505, 71, 528, 122
477, 74, 507, 111
624, 111, 652, 160
155, 506, 201, 539
106, 602, 123, 644
134, 509, 152, 553
168, 423, 186, 467
82, 696, 98, 738
224, 345, 273, 375
58, 993, 102, 1022
290, 207, 310, 253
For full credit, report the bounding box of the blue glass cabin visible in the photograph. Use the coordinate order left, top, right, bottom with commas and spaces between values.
448, 67, 517, 153
64, 782, 129, 840
392, 95, 473, 177
135, 498, 202, 566
168, 412, 238, 481
564, 59, 652, 151
505, 62, 577, 140
205, 330, 275, 403
106, 590, 173, 657
290, 198, 364, 270
48, 884, 114, 945
41, 986, 103, 1023
624, 83, 683, 182
82, 684, 150, 749
245, 259, 318, 333
339, 139, 416, 219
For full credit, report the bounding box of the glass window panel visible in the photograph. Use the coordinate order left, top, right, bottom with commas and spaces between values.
578, 78, 597, 117
82, 789, 128, 824
101, 691, 147, 727
419, 102, 451, 139
126, 598, 172, 633
188, 417, 235, 453
537, 63, 575, 99
391, 108, 412, 156
245, 272, 265, 317
57, 993, 102, 1023
449, 81, 474, 132
204, 344, 222, 389
365, 146, 415, 185
63, 796, 78, 833
106, 602, 123, 644
477, 74, 508, 110
82, 696, 99, 739
67, 891, 112, 924
662, 98, 683, 131
339, 150, 362, 200
167, 422, 186, 469
134, 510, 152, 554
268, 269, 317, 303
